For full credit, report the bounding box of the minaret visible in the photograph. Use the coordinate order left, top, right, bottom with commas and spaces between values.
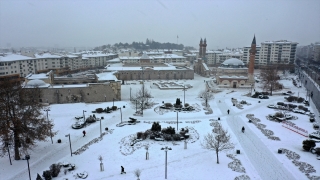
248, 35, 256, 84
199, 38, 203, 58
203, 38, 207, 60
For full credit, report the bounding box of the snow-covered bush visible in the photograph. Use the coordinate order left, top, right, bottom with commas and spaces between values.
49, 163, 61, 177
42, 170, 51, 180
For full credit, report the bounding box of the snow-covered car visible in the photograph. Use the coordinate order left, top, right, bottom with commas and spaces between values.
267, 105, 277, 109
284, 114, 293, 120
313, 123, 320, 129
72, 121, 85, 129
259, 95, 269, 99
155, 137, 164, 141
309, 131, 320, 140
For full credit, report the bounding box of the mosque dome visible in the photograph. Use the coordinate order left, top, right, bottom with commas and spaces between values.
27, 79, 47, 87
222, 58, 244, 66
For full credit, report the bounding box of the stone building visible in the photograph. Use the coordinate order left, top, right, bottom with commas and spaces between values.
25, 71, 121, 104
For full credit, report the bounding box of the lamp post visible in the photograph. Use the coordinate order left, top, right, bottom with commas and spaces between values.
5, 142, 12, 165
161, 146, 172, 179
113, 98, 115, 107
135, 99, 138, 113
44, 109, 53, 144
83, 110, 86, 122
174, 111, 180, 131
99, 116, 102, 138
25, 155, 31, 180
183, 85, 186, 106
130, 87, 132, 101
119, 107, 122, 123
65, 134, 72, 157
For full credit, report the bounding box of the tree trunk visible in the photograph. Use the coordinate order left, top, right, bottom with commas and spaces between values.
216, 151, 219, 164
14, 132, 20, 160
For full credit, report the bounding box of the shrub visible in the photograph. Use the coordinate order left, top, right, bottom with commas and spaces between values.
36, 173, 43, 180
275, 112, 284, 118
172, 134, 182, 141
96, 108, 104, 113
137, 132, 143, 139
49, 163, 61, 177
42, 170, 52, 180
176, 98, 181, 106
297, 97, 304, 103
164, 103, 173, 108
298, 105, 304, 110
277, 102, 285, 106
184, 103, 189, 107
240, 100, 247, 104
162, 126, 175, 135
261, 92, 269, 95
287, 96, 295, 102
302, 139, 316, 151
151, 122, 161, 131
163, 134, 172, 141
112, 106, 117, 111
288, 104, 297, 109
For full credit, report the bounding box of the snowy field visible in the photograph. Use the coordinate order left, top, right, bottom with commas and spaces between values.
1, 74, 320, 180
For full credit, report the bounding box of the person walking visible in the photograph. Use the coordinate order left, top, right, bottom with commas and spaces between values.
82, 130, 86, 137
121, 166, 126, 174
227, 109, 230, 114
242, 126, 245, 133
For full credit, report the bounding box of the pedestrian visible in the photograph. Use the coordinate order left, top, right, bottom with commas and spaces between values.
121, 166, 126, 174
227, 109, 230, 114
82, 130, 86, 137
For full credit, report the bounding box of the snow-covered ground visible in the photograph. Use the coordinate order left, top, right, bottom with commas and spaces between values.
1, 74, 320, 180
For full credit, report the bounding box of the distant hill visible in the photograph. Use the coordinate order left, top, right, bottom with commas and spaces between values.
94, 39, 185, 51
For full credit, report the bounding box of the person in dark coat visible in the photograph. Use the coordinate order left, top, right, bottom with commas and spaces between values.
121, 166, 126, 174
82, 130, 86, 137
227, 109, 230, 114
242, 126, 245, 133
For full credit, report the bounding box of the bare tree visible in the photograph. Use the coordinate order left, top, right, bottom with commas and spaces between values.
198, 90, 214, 107
0, 78, 55, 160
260, 65, 280, 95
201, 122, 234, 164
131, 84, 154, 114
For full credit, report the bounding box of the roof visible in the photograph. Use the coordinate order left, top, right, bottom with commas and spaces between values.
222, 58, 245, 66
140, 53, 150, 59
0, 53, 35, 62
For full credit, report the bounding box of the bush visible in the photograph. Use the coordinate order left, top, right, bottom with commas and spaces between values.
298, 105, 304, 110
277, 102, 285, 106
240, 100, 247, 104
164, 103, 173, 108
112, 106, 117, 111
172, 134, 182, 141
36, 173, 43, 180
49, 164, 61, 177
163, 134, 172, 141
42, 170, 52, 180
275, 112, 284, 118
302, 139, 316, 151
151, 122, 161, 131
261, 92, 269, 95
297, 97, 304, 103
96, 108, 104, 113
286, 96, 295, 102
176, 98, 181, 106
162, 126, 175, 135
105, 107, 111, 112
184, 103, 189, 107
288, 104, 297, 109
137, 132, 143, 139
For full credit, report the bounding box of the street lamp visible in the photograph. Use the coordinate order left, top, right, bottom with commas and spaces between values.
44, 109, 53, 144
83, 110, 86, 122
174, 110, 180, 131
5, 142, 12, 165
25, 155, 31, 180
135, 99, 138, 113
119, 107, 122, 123
65, 134, 72, 157
113, 98, 115, 107
161, 146, 172, 179
130, 87, 132, 101
183, 85, 187, 107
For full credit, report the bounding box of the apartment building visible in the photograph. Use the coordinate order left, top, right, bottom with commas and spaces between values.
259, 40, 298, 65
0, 51, 118, 77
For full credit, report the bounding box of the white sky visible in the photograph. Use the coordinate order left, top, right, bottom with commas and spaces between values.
0, 0, 320, 49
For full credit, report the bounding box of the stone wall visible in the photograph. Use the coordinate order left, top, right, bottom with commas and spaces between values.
40, 81, 121, 104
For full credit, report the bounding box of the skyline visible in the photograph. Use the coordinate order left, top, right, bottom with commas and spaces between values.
0, 0, 320, 49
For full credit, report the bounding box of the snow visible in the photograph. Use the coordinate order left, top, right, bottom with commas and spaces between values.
0, 53, 35, 61
1, 74, 320, 180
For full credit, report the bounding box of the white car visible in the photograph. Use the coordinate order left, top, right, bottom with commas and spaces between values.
309, 131, 320, 140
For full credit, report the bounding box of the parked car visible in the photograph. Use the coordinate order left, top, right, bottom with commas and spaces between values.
309, 131, 320, 140
259, 95, 269, 99
267, 104, 277, 109
72, 121, 85, 129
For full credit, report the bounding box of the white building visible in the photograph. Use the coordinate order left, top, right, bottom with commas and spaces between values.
259, 40, 298, 65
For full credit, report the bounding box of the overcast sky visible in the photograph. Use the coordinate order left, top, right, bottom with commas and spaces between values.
0, 0, 319, 49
